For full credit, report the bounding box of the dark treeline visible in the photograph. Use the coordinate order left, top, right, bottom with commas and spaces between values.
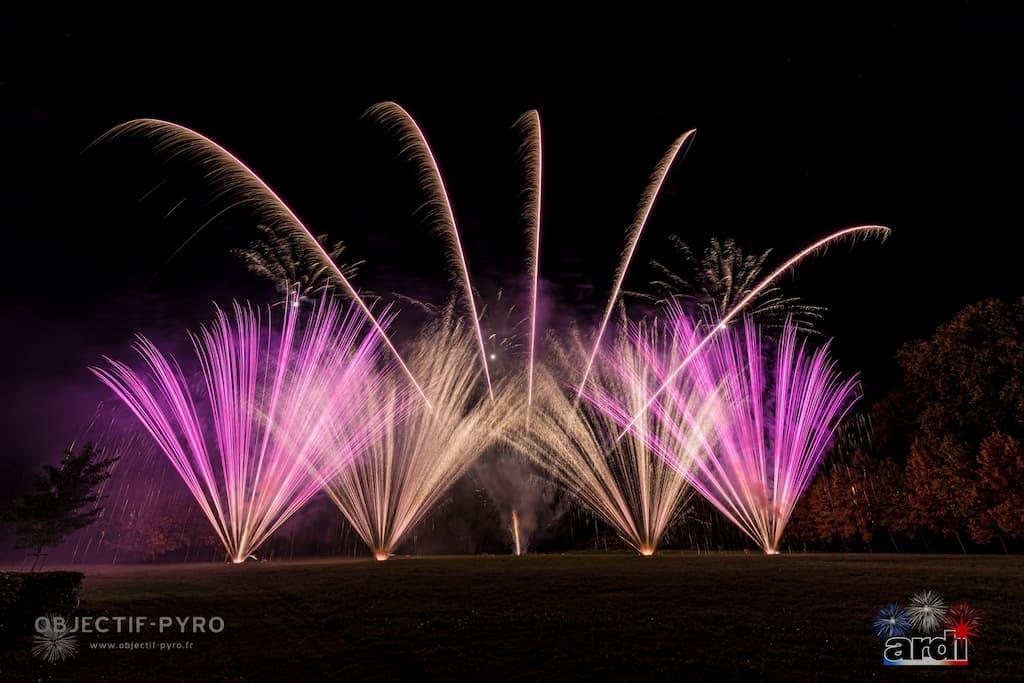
787, 297, 1024, 553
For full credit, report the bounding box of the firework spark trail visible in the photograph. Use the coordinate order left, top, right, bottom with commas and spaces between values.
367, 102, 494, 400
92, 293, 396, 563
67, 410, 171, 563
511, 508, 523, 555
615, 225, 889, 439
322, 311, 518, 560
516, 110, 543, 413
93, 119, 432, 409
510, 321, 711, 555
575, 129, 697, 403
73, 410, 225, 564
617, 309, 860, 553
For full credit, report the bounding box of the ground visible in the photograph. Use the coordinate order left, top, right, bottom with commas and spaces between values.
2, 553, 1023, 680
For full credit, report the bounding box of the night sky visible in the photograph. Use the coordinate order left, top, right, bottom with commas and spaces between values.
3, 9, 1023, 498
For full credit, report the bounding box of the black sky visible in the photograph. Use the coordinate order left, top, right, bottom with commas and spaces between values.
2, 8, 1023, 488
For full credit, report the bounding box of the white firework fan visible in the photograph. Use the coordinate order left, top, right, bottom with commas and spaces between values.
907, 590, 948, 633
31, 617, 78, 663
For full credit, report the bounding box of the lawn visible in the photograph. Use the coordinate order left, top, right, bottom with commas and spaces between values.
3, 553, 1023, 680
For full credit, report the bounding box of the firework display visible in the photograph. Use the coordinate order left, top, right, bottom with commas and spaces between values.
87, 104, 886, 562
367, 102, 494, 400
592, 309, 860, 554
94, 118, 432, 406
636, 235, 825, 331
92, 292, 396, 562
574, 129, 697, 403
688, 313, 857, 554
15, 22, 1024, 682
321, 312, 519, 560
509, 323, 712, 556
511, 508, 523, 556
613, 225, 887, 440
517, 110, 543, 413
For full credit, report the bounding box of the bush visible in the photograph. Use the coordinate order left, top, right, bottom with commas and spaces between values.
0, 571, 83, 642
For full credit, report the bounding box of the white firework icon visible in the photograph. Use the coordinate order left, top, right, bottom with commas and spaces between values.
907, 589, 948, 633
31, 616, 78, 663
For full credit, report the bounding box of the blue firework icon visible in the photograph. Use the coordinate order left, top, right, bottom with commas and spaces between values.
873, 602, 912, 639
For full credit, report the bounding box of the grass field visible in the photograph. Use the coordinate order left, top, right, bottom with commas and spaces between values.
2, 553, 1023, 680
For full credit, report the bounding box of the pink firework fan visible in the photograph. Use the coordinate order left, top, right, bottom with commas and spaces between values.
676, 311, 859, 553
92, 291, 398, 563
590, 306, 859, 554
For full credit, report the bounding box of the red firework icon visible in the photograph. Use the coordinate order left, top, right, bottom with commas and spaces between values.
943, 602, 982, 642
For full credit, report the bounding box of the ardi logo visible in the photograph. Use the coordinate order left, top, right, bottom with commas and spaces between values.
872, 591, 980, 668
883, 629, 968, 667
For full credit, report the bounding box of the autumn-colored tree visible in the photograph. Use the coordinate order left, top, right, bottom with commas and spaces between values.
897, 298, 1024, 550
868, 391, 915, 465
841, 451, 906, 550
788, 467, 841, 547
144, 515, 188, 561
902, 437, 977, 552
104, 509, 221, 561
827, 463, 870, 549
865, 456, 907, 549
789, 448, 905, 551
897, 298, 1024, 442
102, 509, 148, 559
971, 432, 1024, 547
784, 299, 1023, 552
